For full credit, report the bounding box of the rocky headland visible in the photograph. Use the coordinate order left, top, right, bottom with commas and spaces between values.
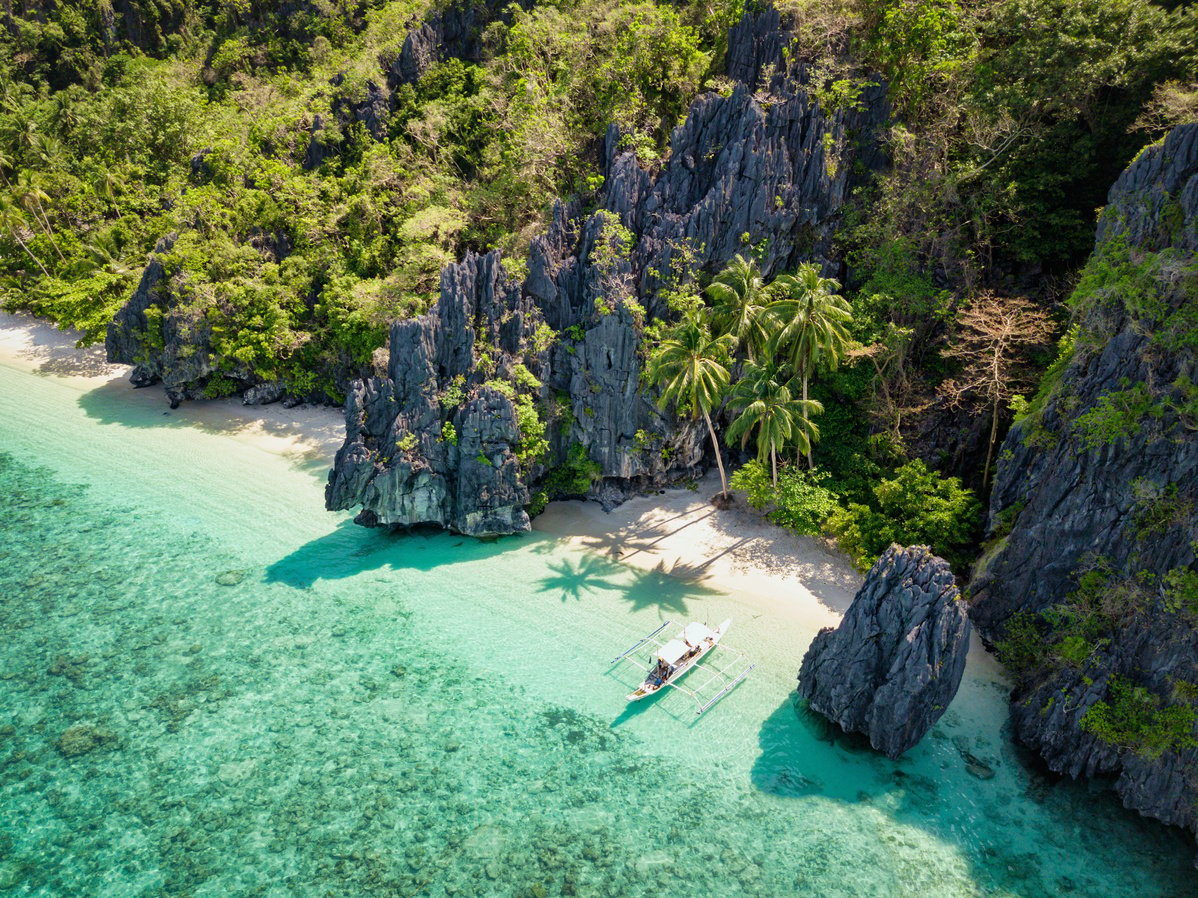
970, 122, 1198, 857
324, 6, 888, 535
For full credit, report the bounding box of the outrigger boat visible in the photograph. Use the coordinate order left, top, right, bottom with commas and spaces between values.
610, 619, 756, 715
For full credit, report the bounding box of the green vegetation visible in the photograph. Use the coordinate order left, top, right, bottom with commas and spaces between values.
0, 0, 739, 396
1, 0, 1191, 581
834, 0, 1198, 278
725, 360, 821, 485
1074, 382, 1161, 452
1082, 675, 1198, 760
994, 557, 1198, 761
645, 312, 734, 496
513, 394, 549, 469
768, 264, 852, 467
825, 459, 981, 569
647, 251, 983, 571
529, 442, 604, 515
731, 461, 838, 536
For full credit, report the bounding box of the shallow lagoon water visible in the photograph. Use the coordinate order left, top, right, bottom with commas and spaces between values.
0, 359, 1195, 897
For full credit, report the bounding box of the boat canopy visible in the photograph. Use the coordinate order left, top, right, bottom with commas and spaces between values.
684, 622, 717, 643
657, 639, 689, 665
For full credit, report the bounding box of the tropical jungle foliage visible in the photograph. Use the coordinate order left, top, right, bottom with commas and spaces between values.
1, 0, 1193, 569
0, 0, 739, 397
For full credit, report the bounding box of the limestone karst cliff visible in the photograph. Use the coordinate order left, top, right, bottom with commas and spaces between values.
325, 7, 888, 534
970, 122, 1198, 856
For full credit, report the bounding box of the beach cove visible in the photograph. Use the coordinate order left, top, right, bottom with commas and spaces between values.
1, 311, 1194, 897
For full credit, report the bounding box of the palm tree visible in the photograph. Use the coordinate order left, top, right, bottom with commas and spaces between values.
725, 361, 823, 486
92, 167, 122, 215
0, 195, 50, 276
647, 313, 734, 500
70, 231, 133, 280
769, 263, 851, 466
705, 254, 773, 361
14, 171, 64, 261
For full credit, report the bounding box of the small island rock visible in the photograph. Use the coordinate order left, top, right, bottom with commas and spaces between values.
798, 544, 971, 759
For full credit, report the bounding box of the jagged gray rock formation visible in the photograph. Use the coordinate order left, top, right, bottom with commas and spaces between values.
389, 0, 523, 87
103, 233, 223, 405
970, 122, 1198, 857
325, 253, 533, 536
798, 545, 971, 759
326, 6, 889, 534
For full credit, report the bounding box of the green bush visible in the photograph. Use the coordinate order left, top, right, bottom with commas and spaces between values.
825, 459, 982, 570
993, 610, 1051, 677
731, 460, 840, 537
1081, 675, 1198, 760
1073, 381, 1160, 452
541, 443, 602, 499
514, 394, 549, 468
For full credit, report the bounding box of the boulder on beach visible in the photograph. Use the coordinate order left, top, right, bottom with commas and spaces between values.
798, 544, 971, 759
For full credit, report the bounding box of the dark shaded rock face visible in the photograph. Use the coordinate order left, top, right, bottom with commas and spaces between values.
970, 123, 1198, 855
389, 0, 522, 87
104, 233, 221, 407
325, 253, 532, 536
798, 545, 970, 759
326, 7, 889, 534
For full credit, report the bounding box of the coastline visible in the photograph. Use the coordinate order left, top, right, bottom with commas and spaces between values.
1, 309, 866, 628
0, 310, 346, 469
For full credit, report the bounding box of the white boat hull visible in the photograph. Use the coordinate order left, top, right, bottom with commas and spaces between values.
626, 618, 732, 701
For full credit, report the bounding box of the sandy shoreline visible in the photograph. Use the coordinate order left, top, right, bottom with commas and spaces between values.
535, 476, 862, 631
0, 310, 347, 471
1, 309, 864, 628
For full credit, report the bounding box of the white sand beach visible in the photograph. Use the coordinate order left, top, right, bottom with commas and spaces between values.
1, 309, 865, 629
535, 476, 863, 631
0, 310, 346, 469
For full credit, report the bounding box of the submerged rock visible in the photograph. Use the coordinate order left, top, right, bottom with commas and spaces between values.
798, 545, 971, 759
56, 724, 115, 758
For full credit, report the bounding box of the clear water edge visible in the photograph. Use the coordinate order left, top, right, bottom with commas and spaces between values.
0, 358, 1194, 897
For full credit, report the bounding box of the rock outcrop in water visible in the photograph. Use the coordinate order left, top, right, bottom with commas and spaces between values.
970, 123, 1198, 857
798, 545, 971, 759
325, 7, 889, 533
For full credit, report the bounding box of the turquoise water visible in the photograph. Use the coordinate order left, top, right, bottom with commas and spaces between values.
1, 359, 1195, 898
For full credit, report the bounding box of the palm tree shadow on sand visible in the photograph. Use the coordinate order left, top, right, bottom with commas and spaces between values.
535, 555, 624, 601
533, 547, 723, 614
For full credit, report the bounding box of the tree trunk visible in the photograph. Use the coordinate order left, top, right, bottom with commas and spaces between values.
32, 198, 65, 261
984, 394, 1000, 492
13, 232, 49, 277
770, 443, 778, 487
703, 410, 728, 498
802, 373, 814, 469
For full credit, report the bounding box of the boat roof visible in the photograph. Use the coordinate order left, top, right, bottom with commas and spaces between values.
684, 622, 717, 643
657, 639, 689, 665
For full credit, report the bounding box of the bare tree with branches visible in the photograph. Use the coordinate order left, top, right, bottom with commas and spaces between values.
939, 293, 1054, 490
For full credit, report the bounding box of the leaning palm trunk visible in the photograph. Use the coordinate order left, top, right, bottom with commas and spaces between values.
37, 205, 65, 261
770, 443, 778, 487
801, 374, 813, 468
703, 410, 728, 497
13, 230, 49, 276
